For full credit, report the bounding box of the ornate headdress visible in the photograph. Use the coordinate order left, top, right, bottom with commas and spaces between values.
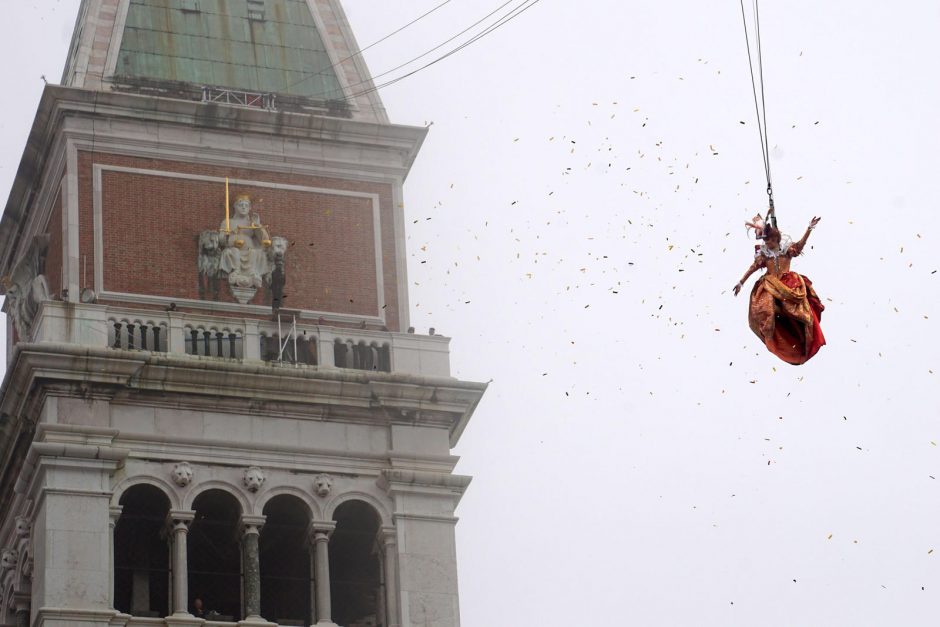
234, 193, 252, 203
745, 213, 768, 240
745, 208, 780, 241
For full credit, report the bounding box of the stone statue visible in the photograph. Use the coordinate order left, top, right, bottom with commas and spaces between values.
199, 193, 287, 306
197, 229, 222, 300
1, 234, 51, 339
219, 194, 272, 304
268, 235, 288, 310
243, 466, 266, 492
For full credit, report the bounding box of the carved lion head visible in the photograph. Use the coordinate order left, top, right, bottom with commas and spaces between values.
243, 466, 266, 493
171, 462, 194, 487
270, 236, 289, 258
313, 474, 334, 498
0, 549, 18, 572
199, 229, 221, 252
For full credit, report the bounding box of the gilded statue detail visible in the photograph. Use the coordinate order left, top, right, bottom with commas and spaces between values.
198, 189, 287, 307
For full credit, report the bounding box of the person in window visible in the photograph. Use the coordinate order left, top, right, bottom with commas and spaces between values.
733, 215, 825, 365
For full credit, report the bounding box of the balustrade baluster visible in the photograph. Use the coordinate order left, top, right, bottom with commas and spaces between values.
216, 331, 224, 357
229, 333, 237, 358
112, 322, 123, 349
139, 325, 149, 351
203, 330, 211, 356
153, 326, 162, 352
126, 324, 136, 350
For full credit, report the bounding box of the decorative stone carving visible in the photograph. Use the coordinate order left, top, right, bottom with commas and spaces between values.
0, 549, 17, 572
197, 229, 223, 300
1, 234, 50, 339
268, 235, 288, 310
14, 517, 30, 539
243, 466, 266, 492
171, 462, 194, 487
313, 473, 334, 498
21, 556, 33, 579
200, 193, 286, 305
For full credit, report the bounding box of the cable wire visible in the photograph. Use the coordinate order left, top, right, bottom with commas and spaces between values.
739, 0, 774, 212
281, 0, 458, 95
333, 0, 542, 104
311, 0, 520, 102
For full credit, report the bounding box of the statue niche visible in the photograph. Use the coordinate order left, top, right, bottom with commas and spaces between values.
198, 193, 287, 307
1, 234, 51, 340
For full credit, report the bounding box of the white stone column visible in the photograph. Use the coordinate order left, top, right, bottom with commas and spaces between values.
380, 527, 401, 627
244, 320, 261, 360
309, 522, 338, 627
308, 547, 318, 626
108, 505, 123, 609
167, 312, 186, 355
167, 510, 196, 617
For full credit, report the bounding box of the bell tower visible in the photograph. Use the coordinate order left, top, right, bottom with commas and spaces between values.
0, 2, 485, 627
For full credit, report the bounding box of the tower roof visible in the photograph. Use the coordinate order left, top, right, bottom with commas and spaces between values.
115, 0, 342, 99
63, 0, 389, 121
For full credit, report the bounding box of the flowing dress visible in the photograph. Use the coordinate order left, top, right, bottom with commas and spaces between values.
747, 241, 826, 365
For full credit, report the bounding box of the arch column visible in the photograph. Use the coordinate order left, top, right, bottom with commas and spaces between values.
239, 515, 266, 621
108, 505, 122, 609
308, 521, 338, 627
13, 592, 30, 627
167, 510, 196, 617
380, 527, 401, 627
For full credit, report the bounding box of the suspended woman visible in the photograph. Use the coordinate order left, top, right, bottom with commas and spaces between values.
733, 214, 826, 365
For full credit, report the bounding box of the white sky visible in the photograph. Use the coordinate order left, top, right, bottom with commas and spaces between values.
3, 1, 940, 625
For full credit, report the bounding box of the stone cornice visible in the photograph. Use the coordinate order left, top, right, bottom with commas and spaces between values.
0, 343, 485, 522
378, 469, 473, 500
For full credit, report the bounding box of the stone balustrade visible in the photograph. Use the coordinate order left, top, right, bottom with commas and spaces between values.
27, 301, 451, 377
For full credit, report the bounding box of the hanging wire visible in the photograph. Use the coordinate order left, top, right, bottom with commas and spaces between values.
338, 0, 543, 104
280, 0, 458, 95
739, 0, 775, 218
302, 0, 521, 103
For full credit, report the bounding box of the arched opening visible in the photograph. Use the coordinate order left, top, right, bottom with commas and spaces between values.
260, 495, 312, 625
114, 484, 171, 617
331, 501, 383, 627
189, 490, 242, 621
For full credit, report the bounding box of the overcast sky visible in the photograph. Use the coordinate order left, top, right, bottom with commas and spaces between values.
3, 1, 940, 625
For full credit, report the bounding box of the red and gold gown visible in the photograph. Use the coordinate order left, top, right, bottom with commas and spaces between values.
747, 241, 826, 365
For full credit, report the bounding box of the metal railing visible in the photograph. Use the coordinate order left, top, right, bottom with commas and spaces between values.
201, 86, 276, 111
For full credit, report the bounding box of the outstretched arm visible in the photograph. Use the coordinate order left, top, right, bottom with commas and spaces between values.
790, 216, 821, 256
733, 257, 763, 296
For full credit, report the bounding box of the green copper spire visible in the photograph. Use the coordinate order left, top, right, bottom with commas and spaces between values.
115, 0, 344, 99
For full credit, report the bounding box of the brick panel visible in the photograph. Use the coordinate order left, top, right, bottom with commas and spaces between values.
77, 152, 401, 330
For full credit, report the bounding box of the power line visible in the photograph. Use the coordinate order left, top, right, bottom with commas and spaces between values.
311, 0, 519, 103
281, 0, 458, 95
345, 0, 544, 103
